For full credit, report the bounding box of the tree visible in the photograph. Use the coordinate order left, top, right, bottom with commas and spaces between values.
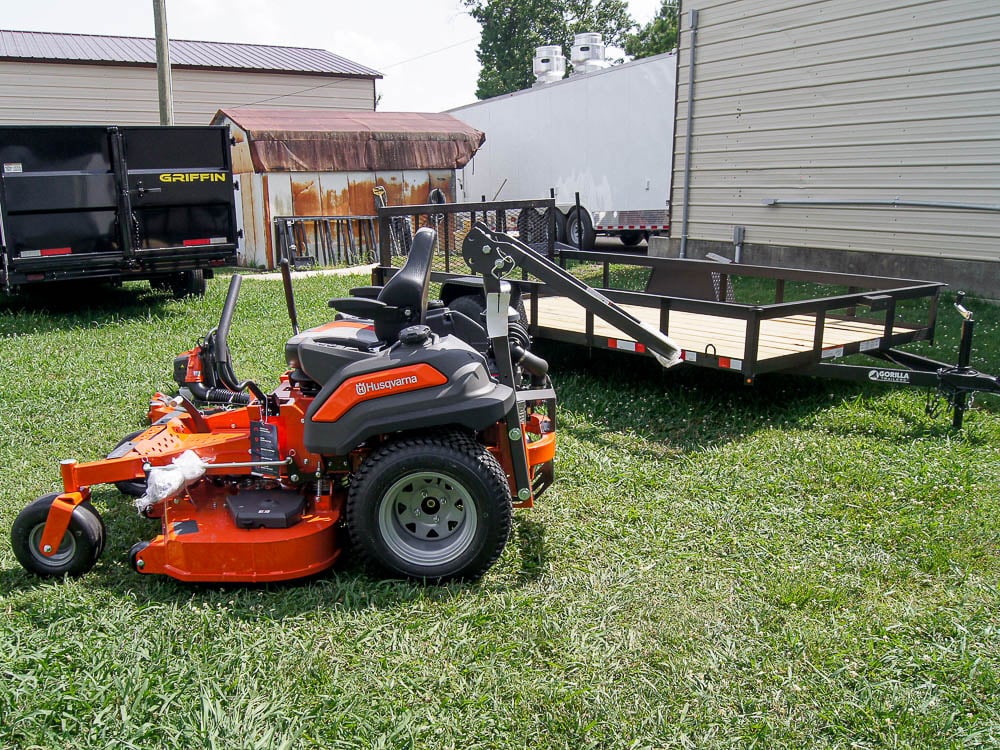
624, 1, 679, 59
464, 0, 634, 99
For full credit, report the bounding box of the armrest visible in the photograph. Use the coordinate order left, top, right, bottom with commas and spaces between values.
349, 285, 384, 299
329, 297, 390, 317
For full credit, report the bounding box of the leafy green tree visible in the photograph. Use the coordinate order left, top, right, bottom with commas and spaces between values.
464, 0, 634, 99
624, 1, 679, 59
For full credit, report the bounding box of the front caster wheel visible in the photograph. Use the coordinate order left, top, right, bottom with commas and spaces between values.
347, 432, 512, 583
10, 494, 104, 577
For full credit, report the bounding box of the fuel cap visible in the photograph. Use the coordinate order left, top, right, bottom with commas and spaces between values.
398, 325, 432, 346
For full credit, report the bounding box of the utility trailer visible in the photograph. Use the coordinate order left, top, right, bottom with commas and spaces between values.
374, 199, 1000, 428
0, 125, 238, 296
449, 50, 676, 250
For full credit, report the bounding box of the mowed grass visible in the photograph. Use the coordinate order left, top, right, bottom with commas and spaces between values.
1, 274, 999, 749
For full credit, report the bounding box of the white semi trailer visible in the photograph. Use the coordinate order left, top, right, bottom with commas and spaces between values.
449, 45, 677, 249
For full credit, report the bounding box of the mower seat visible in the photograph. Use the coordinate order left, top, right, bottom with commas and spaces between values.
288, 228, 436, 385
329, 226, 435, 343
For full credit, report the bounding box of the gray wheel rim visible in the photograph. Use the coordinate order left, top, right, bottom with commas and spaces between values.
378, 471, 478, 567
27, 523, 75, 567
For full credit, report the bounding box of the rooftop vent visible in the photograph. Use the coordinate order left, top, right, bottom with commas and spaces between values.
570, 32, 609, 75
533, 45, 566, 85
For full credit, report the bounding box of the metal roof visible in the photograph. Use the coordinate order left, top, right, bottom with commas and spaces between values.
213, 108, 485, 172
0, 29, 381, 78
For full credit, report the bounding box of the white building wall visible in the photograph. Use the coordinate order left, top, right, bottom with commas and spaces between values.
0, 61, 375, 125
671, 0, 1000, 263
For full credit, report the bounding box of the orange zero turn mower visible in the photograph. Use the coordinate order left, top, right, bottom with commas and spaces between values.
10, 226, 556, 583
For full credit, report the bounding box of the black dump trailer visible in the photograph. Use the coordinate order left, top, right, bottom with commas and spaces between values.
0, 125, 238, 297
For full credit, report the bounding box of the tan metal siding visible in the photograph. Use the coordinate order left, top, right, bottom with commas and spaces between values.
0, 61, 375, 125
672, 0, 1000, 263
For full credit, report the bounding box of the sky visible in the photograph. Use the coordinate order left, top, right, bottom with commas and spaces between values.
2, 0, 664, 112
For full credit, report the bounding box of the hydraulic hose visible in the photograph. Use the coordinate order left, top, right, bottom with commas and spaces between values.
184, 380, 253, 406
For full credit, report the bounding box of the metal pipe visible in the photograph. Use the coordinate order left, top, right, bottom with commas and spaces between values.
152, 0, 174, 126
763, 198, 1000, 212
678, 9, 699, 259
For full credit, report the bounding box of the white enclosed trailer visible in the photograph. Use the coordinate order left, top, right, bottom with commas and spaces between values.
449, 50, 677, 249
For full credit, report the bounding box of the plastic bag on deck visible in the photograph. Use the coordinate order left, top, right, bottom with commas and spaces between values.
136, 450, 207, 514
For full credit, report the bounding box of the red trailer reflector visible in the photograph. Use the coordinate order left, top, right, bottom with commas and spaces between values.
184, 236, 228, 247
30, 247, 72, 257
608, 338, 645, 353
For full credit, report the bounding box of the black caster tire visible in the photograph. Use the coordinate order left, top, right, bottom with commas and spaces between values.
11, 494, 104, 577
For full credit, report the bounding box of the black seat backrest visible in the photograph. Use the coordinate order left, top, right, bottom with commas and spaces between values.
373, 227, 435, 341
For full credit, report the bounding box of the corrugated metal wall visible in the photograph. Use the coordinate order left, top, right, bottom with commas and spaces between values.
0, 61, 375, 125
671, 0, 1000, 263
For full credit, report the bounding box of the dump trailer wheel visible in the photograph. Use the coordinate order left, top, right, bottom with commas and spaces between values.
171, 269, 206, 298
11, 494, 104, 577
347, 432, 512, 583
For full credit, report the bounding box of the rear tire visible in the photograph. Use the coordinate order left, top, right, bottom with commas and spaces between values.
346, 432, 512, 583
449, 293, 527, 329
11, 494, 104, 577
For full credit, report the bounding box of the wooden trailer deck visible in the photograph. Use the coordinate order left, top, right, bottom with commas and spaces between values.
534, 295, 914, 364
517, 249, 943, 380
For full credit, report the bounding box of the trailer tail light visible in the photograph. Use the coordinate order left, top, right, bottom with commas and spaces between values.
183, 237, 228, 247
608, 338, 645, 353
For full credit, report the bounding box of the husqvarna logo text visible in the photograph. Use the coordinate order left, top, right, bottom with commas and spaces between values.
356, 375, 419, 397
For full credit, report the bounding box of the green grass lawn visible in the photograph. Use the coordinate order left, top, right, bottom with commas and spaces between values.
1, 274, 998, 749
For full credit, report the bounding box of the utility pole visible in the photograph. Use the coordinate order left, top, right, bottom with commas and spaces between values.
153, 0, 174, 125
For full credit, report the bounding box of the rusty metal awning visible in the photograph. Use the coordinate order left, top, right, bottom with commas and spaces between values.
212, 109, 485, 172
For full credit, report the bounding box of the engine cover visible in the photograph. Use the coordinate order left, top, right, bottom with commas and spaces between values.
303, 332, 513, 456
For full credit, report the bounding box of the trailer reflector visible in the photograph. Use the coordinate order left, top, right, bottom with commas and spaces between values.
22, 247, 72, 258
608, 338, 645, 353
183, 237, 228, 247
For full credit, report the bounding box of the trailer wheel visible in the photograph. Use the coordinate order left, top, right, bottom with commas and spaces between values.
11, 494, 104, 577
548, 207, 568, 244
346, 432, 512, 583
171, 269, 206, 298
566, 208, 596, 250
619, 230, 644, 247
